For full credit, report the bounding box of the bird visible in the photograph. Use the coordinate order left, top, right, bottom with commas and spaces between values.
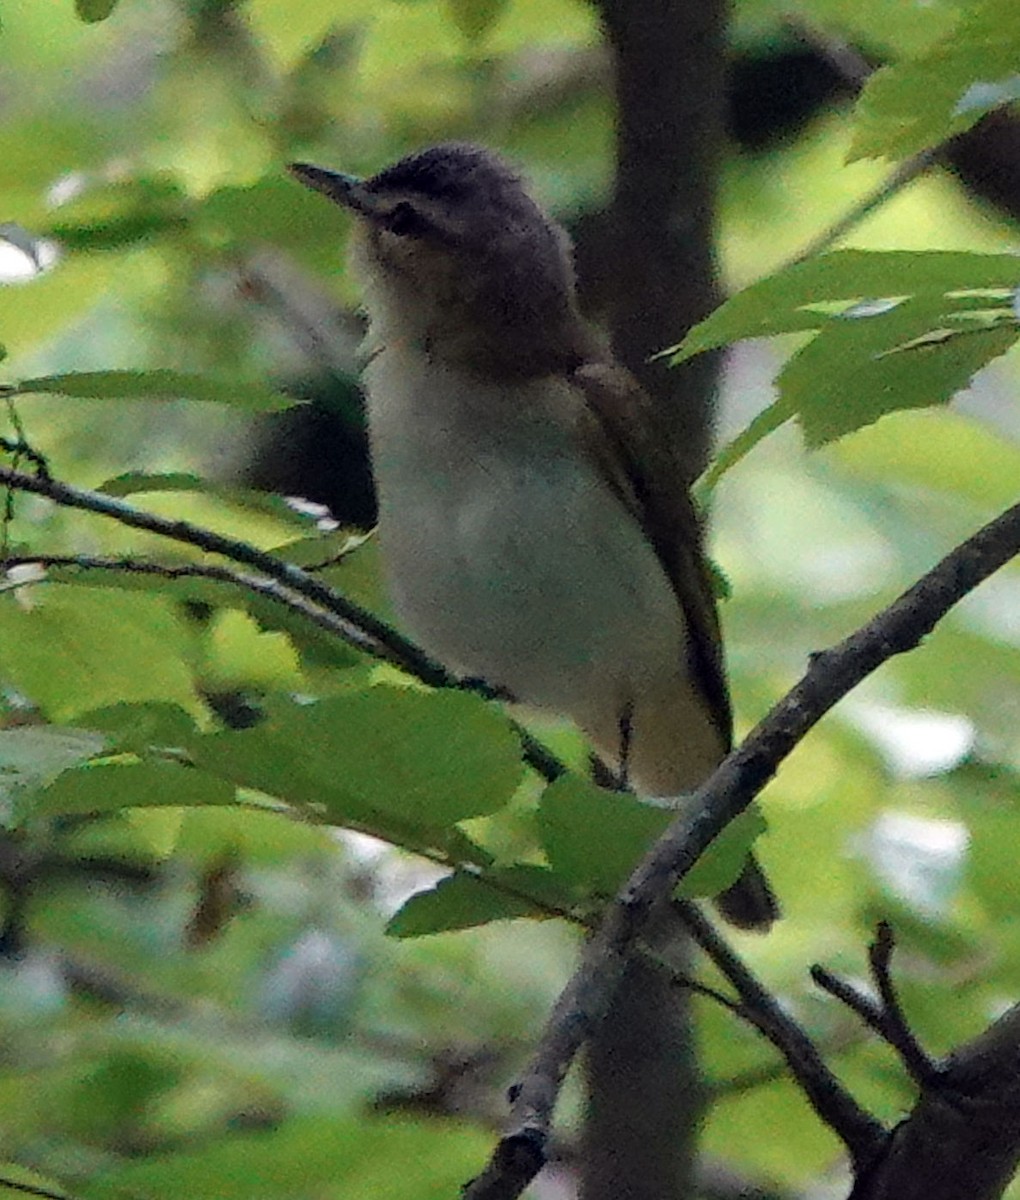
288, 143, 778, 931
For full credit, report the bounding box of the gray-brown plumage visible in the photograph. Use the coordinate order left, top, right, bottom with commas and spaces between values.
289, 144, 777, 930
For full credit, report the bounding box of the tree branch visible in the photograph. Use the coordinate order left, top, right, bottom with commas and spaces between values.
1, 552, 390, 647
678, 903, 885, 1167
0, 472, 566, 785
0, 465, 437, 676
852, 1003, 1020, 1200
866, 923, 940, 1087
782, 18, 941, 265
463, 499, 1020, 1199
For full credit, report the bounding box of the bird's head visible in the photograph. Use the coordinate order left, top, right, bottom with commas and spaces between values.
288, 143, 587, 377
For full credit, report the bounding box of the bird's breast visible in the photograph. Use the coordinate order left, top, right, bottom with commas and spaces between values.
362, 347, 684, 715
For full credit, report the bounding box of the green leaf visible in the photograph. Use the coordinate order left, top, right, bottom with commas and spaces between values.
201, 609, 304, 691
0, 587, 201, 722
539, 775, 671, 894
780, 301, 1020, 448
493, 861, 579, 911
385, 867, 547, 937
192, 688, 525, 834
699, 400, 789, 495
35, 566, 246, 616
676, 808, 767, 900
75, 0, 120, 21
670, 250, 1020, 364
27, 761, 235, 821
98, 470, 244, 497
93, 1115, 488, 1200
41, 174, 189, 252
849, 1, 1020, 161
289, 533, 390, 624
435, 825, 497, 870
66, 1049, 180, 1142
15, 370, 295, 412
539, 775, 766, 899
199, 178, 356, 276
445, 0, 508, 40
268, 530, 369, 570
682, 251, 1020, 482
0, 726, 107, 825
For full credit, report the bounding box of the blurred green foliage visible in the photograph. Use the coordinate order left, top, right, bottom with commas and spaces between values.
0, 0, 1018, 1198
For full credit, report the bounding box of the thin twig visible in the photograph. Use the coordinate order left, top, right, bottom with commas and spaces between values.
2, 391, 50, 562
1, 553, 384, 643
0, 465, 440, 677
789, 148, 941, 266
813, 923, 941, 1089
868, 922, 940, 1086
1, 385, 50, 479
708, 1058, 794, 1100
0, 547, 568, 789
0, 437, 49, 480
781, 17, 941, 265
669, 966, 753, 1024
810, 965, 888, 1038
465, 499, 1020, 1200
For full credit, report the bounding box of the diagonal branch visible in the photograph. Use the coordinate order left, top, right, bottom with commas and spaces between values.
0, 472, 566, 785
1, 552, 390, 646
463, 499, 1020, 1199
787, 15, 1020, 251
0, 464, 439, 677
678, 902, 885, 1167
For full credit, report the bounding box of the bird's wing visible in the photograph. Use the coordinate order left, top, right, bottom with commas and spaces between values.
571, 359, 733, 749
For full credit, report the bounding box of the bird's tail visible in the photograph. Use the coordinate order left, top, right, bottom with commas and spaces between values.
715, 852, 780, 932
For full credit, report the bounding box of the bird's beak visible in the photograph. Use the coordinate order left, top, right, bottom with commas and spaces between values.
287, 163, 375, 215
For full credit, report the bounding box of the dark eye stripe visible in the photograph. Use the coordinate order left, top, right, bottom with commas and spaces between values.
382, 202, 464, 249
387, 201, 429, 237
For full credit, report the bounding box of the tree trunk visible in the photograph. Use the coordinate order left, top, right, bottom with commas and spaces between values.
579, 1, 728, 1197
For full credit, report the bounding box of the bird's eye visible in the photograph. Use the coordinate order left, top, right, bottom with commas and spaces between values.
386, 201, 429, 238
